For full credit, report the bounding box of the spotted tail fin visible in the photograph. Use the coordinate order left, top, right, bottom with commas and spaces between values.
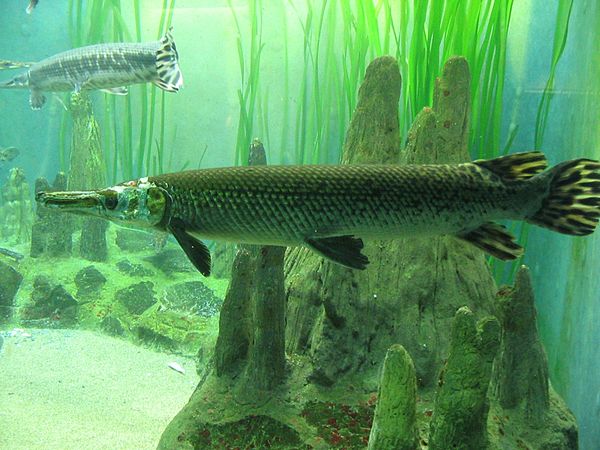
527, 158, 600, 235
154, 27, 183, 92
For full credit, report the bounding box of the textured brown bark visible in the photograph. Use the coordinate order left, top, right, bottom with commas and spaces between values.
30, 173, 73, 257
368, 344, 418, 450
213, 247, 254, 376
285, 56, 496, 389
428, 308, 500, 450
213, 139, 286, 390
492, 266, 550, 423
244, 245, 286, 390
160, 56, 577, 450
68, 92, 107, 261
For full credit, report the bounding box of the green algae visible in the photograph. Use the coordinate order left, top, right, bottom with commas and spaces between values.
301, 400, 375, 448
136, 305, 213, 353
189, 415, 305, 450
14, 224, 225, 356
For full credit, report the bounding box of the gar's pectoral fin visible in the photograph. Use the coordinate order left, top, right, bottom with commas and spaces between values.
29, 90, 46, 109
305, 235, 369, 270
168, 218, 211, 276
457, 222, 523, 260
100, 86, 128, 95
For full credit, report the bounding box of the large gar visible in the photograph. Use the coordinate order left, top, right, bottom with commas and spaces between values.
0, 29, 182, 109
36, 152, 600, 277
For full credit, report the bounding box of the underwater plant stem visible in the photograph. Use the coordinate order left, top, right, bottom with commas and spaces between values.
534, 0, 573, 150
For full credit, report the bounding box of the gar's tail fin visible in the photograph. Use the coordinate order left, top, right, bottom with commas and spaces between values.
0, 59, 34, 70
527, 158, 600, 235
0, 72, 29, 89
153, 27, 183, 93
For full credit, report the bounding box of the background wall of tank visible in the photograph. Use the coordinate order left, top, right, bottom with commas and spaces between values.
519, 3, 600, 449
0, 0, 598, 448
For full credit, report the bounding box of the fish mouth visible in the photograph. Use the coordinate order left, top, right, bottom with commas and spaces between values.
36, 191, 102, 211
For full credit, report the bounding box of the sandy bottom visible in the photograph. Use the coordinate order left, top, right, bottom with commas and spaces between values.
0, 328, 199, 450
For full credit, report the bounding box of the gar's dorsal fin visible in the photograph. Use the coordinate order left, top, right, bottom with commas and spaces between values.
473, 151, 548, 180
168, 218, 211, 276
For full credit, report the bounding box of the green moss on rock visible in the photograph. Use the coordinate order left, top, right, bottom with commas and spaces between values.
301, 400, 375, 448
115, 281, 156, 315
136, 306, 208, 353
188, 415, 305, 449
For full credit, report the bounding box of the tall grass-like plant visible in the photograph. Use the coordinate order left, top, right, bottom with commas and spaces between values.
62, 0, 176, 183
534, 0, 573, 150
492, 0, 574, 284
228, 0, 265, 166
392, 0, 515, 160
226, 0, 570, 282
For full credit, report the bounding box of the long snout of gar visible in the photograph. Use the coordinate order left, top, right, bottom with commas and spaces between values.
36, 190, 102, 211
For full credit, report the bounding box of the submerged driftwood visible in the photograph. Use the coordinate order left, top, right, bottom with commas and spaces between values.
0, 167, 33, 245
429, 308, 500, 449
285, 56, 495, 391
213, 139, 286, 392
368, 344, 418, 450
487, 266, 577, 449
68, 92, 107, 262
31, 172, 72, 257
160, 56, 577, 449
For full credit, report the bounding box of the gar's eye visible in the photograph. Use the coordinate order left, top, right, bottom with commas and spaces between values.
104, 194, 118, 210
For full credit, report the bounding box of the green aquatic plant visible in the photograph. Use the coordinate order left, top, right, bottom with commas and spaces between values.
491, 0, 574, 284
534, 0, 573, 150
228, 0, 265, 166
275, 0, 515, 165
61, 0, 176, 183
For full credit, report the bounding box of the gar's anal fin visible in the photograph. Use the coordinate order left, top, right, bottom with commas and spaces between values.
305, 235, 369, 269
458, 222, 523, 260
168, 218, 211, 276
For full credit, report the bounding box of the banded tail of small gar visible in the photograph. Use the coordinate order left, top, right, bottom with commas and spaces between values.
36, 152, 600, 277
27, 0, 39, 14
0, 60, 34, 70
0, 28, 182, 109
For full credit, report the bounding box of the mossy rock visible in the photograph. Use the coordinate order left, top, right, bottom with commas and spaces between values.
21, 276, 78, 326
115, 228, 153, 252
0, 260, 22, 321
161, 281, 223, 317
115, 281, 156, 315
135, 306, 207, 353
145, 248, 195, 275
116, 259, 154, 278
74, 265, 107, 298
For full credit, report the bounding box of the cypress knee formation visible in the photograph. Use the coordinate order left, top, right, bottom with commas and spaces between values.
160, 56, 578, 449
0, 167, 33, 244
429, 307, 500, 450
31, 173, 72, 257
213, 138, 286, 392
368, 344, 418, 450
285, 56, 496, 392
492, 266, 549, 423
68, 92, 107, 261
